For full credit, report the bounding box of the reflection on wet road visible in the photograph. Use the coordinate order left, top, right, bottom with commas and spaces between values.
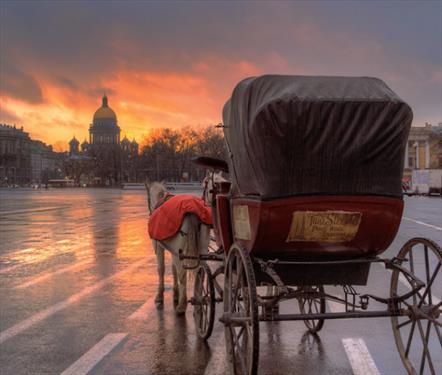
0, 189, 441, 374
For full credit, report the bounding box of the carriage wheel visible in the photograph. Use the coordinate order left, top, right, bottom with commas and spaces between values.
224, 243, 259, 375
193, 263, 215, 340
297, 285, 326, 334
391, 238, 442, 375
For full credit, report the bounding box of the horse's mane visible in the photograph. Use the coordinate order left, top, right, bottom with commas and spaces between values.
150, 181, 167, 195
149, 181, 168, 209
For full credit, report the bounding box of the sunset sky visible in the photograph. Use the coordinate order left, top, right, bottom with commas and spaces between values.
1, 1, 441, 150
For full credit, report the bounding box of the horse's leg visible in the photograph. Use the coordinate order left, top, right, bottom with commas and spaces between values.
172, 263, 179, 303
175, 256, 187, 314
154, 240, 165, 304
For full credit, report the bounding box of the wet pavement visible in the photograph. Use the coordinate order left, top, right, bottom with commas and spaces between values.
0, 188, 441, 375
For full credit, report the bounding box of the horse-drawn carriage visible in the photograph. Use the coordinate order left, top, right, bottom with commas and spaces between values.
185, 75, 441, 375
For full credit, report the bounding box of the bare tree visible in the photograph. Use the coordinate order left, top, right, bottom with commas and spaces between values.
139, 126, 225, 182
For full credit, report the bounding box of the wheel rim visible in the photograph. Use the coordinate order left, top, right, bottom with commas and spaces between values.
224, 244, 259, 375
298, 285, 325, 333
193, 264, 215, 339
391, 238, 442, 375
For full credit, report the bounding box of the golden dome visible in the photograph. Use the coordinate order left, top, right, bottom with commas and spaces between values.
93, 95, 117, 121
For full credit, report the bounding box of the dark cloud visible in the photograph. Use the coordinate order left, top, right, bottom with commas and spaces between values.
54, 75, 79, 91
0, 1, 441, 124
0, 61, 44, 104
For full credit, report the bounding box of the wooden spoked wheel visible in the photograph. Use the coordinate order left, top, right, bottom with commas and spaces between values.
297, 285, 326, 334
391, 238, 442, 375
193, 263, 215, 340
224, 243, 259, 375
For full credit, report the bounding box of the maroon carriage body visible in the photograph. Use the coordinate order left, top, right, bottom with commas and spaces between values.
218, 75, 412, 260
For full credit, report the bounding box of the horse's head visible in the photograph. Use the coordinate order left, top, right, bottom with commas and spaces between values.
202, 171, 228, 206
145, 181, 167, 214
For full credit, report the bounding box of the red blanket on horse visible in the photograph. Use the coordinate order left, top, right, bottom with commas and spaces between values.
148, 194, 212, 240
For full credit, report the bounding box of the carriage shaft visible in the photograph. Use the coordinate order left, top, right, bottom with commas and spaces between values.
257, 310, 405, 322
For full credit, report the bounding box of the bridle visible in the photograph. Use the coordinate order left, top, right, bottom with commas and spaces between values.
152, 192, 174, 212
147, 192, 174, 215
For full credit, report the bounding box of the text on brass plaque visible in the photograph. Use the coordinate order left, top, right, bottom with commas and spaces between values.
286, 211, 362, 243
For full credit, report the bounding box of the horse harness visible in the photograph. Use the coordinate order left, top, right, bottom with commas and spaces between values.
153, 192, 174, 211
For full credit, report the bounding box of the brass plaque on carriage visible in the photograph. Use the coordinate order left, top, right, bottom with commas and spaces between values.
233, 205, 252, 240
286, 211, 362, 243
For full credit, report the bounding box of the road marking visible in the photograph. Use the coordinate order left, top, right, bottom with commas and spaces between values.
0, 206, 69, 216
128, 300, 154, 320
342, 338, 380, 375
60, 333, 128, 375
0, 223, 144, 262
0, 258, 145, 344
0, 263, 25, 275
0, 226, 146, 275
403, 217, 442, 231
127, 275, 175, 320
0, 244, 93, 274
14, 259, 94, 289
203, 328, 225, 375
0, 247, 92, 275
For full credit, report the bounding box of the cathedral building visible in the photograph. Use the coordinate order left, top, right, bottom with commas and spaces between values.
68, 95, 139, 185
89, 95, 121, 145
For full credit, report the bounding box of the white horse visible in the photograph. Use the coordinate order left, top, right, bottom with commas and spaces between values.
146, 181, 211, 314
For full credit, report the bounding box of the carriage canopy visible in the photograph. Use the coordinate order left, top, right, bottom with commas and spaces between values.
222, 75, 413, 199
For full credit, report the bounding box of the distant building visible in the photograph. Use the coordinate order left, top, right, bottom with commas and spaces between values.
66, 95, 139, 185
405, 123, 442, 172
0, 124, 61, 185
30, 140, 61, 184
69, 136, 80, 155
89, 95, 121, 146
0, 124, 32, 185
81, 139, 89, 153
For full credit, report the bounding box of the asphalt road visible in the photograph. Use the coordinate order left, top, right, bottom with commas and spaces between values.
0, 188, 440, 375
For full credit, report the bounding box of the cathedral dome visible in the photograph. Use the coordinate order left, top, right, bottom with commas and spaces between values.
93, 95, 117, 122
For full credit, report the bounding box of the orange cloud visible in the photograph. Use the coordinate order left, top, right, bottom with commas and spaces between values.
0, 57, 263, 149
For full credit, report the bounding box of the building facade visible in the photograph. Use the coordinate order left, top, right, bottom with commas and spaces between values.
0, 124, 61, 186
66, 95, 139, 185
89, 95, 121, 145
30, 140, 61, 184
404, 123, 442, 172
0, 124, 32, 185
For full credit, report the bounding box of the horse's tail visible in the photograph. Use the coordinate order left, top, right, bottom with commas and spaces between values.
182, 214, 199, 270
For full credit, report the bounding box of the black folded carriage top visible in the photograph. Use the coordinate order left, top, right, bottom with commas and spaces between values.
222, 75, 413, 199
